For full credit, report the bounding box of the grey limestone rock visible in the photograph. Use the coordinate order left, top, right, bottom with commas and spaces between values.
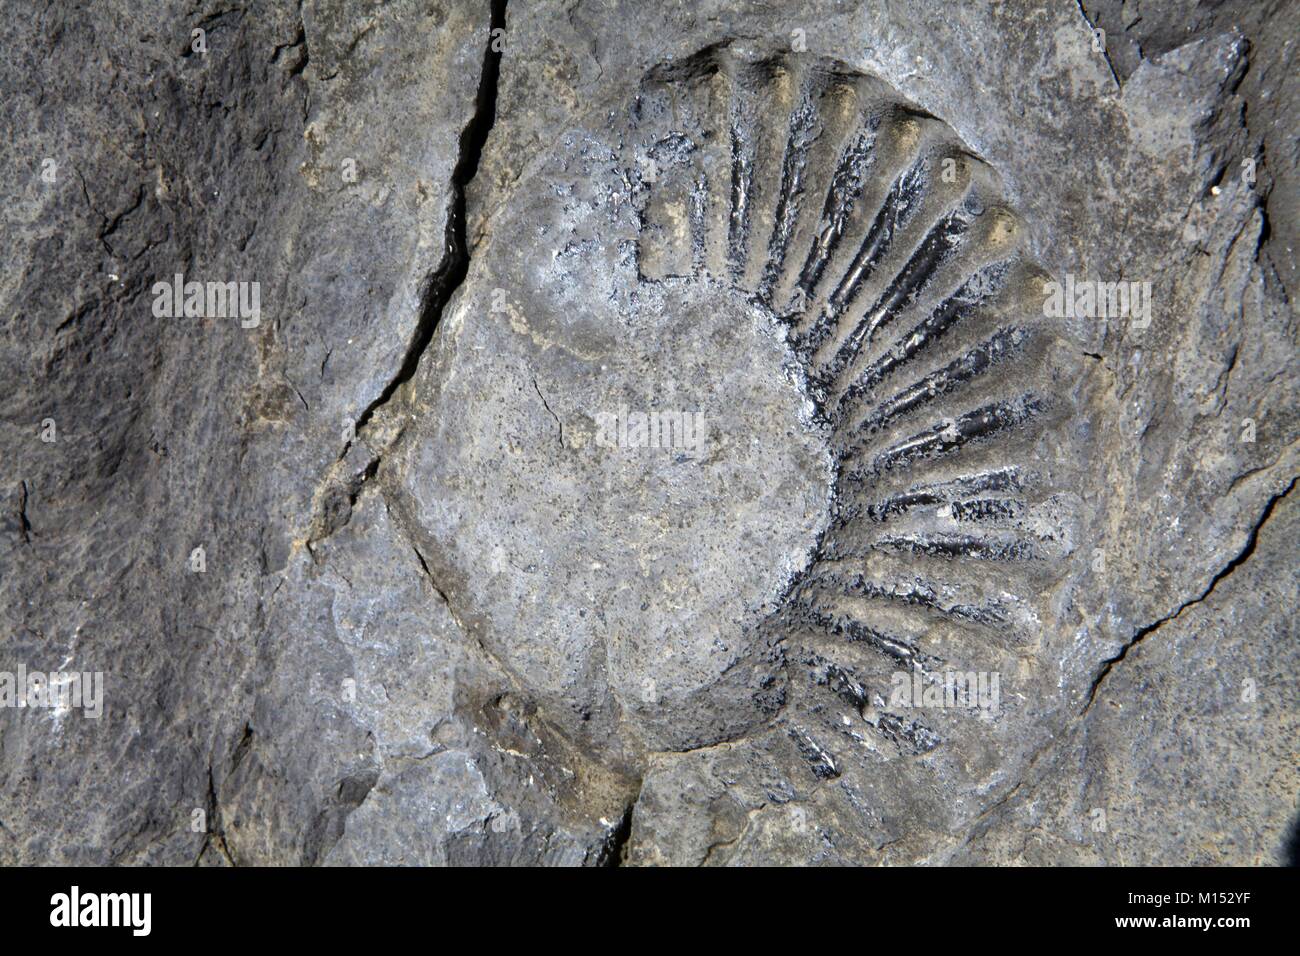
1, 0, 1295, 866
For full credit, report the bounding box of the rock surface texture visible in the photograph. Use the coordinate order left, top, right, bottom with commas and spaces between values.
1, 0, 1295, 866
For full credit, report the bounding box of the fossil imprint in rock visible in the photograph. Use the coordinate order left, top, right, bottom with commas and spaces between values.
394, 44, 1089, 769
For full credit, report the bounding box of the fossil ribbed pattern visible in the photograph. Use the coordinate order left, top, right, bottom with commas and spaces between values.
630, 45, 1076, 775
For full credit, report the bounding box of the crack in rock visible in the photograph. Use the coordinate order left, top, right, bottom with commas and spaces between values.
353, 0, 508, 435
1083, 474, 1297, 714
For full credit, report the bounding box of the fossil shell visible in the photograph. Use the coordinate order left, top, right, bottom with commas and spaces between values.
392, 43, 1088, 783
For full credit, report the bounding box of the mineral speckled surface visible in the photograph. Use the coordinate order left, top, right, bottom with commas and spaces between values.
1, 0, 1296, 866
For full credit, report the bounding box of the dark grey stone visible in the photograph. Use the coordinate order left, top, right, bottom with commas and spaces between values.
1, 0, 1294, 866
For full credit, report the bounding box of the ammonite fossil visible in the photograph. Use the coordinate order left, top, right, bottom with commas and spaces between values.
387, 43, 1092, 814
